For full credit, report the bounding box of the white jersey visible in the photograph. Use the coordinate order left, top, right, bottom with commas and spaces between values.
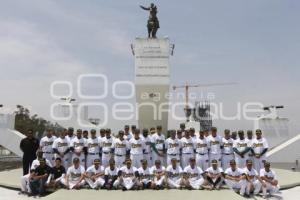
165, 138, 181, 155
119, 166, 137, 178
252, 138, 268, 154
184, 165, 204, 180
259, 168, 277, 180
104, 166, 119, 177
52, 137, 70, 153
142, 136, 152, 153
225, 167, 244, 177
129, 137, 145, 155
166, 165, 182, 180
70, 137, 87, 153
66, 135, 76, 143
86, 165, 105, 176
151, 133, 165, 151
40, 136, 57, 153
207, 135, 223, 154
233, 138, 250, 153
150, 165, 165, 175
194, 137, 210, 154
67, 165, 85, 181
206, 167, 223, 175
124, 133, 133, 141
243, 167, 258, 180
101, 137, 114, 153
180, 137, 195, 154
138, 167, 151, 181
112, 138, 129, 155
86, 137, 101, 154
222, 137, 234, 154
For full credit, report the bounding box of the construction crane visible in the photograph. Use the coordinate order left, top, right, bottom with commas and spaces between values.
172, 82, 237, 121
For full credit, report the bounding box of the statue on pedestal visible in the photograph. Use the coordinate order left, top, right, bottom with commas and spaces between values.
140, 3, 160, 38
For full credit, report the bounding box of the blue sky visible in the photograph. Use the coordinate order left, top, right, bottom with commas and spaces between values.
0, 0, 299, 133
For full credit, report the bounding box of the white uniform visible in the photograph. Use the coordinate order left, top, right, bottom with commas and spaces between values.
180, 137, 195, 168
116, 166, 138, 190
260, 168, 279, 196
85, 165, 105, 188
124, 132, 133, 141
165, 138, 181, 165
70, 137, 87, 165
86, 137, 101, 168
138, 166, 152, 185
40, 135, 56, 166
150, 165, 165, 186
52, 137, 70, 169
62, 165, 86, 189
112, 138, 129, 168
143, 136, 152, 166
151, 133, 165, 165
224, 167, 247, 195
166, 165, 183, 189
205, 167, 224, 187
243, 167, 262, 195
183, 165, 204, 189
222, 137, 234, 170
104, 166, 119, 188
101, 137, 114, 167
252, 137, 269, 171
207, 135, 223, 165
129, 137, 145, 168
66, 135, 76, 167
194, 137, 210, 171
245, 138, 254, 163
233, 139, 250, 168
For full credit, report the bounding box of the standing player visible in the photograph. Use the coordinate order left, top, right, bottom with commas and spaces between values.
180, 130, 195, 168
84, 159, 105, 189
124, 125, 132, 141
65, 128, 75, 167
116, 159, 139, 190
251, 129, 269, 172
100, 129, 114, 167
194, 131, 210, 171
260, 162, 279, 198
206, 127, 223, 166
70, 129, 87, 167
86, 129, 101, 168
222, 129, 234, 170
165, 158, 184, 189
40, 129, 57, 166
52, 131, 70, 169
137, 159, 152, 189
104, 159, 119, 190
233, 130, 251, 168
62, 158, 86, 190
245, 130, 254, 163
151, 125, 165, 165
224, 160, 247, 196
150, 160, 165, 189
243, 160, 264, 197
112, 130, 130, 168
205, 160, 224, 190
183, 158, 205, 190
165, 130, 181, 166
142, 129, 152, 166
129, 129, 145, 168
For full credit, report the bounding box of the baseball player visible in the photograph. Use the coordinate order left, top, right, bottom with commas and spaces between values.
176, 130, 183, 140
189, 128, 197, 140
84, 159, 105, 189
183, 157, 205, 190
47, 157, 66, 190
65, 128, 75, 167
165, 158, 184, 189
151, 125, 165, 165
62, 158, 86, 189
112, 130, 130, 168
251, 129, 269, 172
165, 130, 181, 166
245, 130, 254, 164
104, 159, 119, 190
233, 130, 251, 168
260, 162, 280, 198
86, 129, 101, 168
40, 129, 56, 166
150, 160, 165, 189
142, 129, 152, 166
224, 160, 247, 196
129, 129, 145, 168
222, 129, 234, 170
137, 159, 152, 189
52, 130, 70, 169
99, 129, 106, 139
194, 130, 210, 171
243, 159, 263, 197
205, 160, 224, 190
83, 130, 89, 140
116, 158, 139, 190
70, 129, 87, 166
206, 127, 223, 166
180, 130, 195, 168
124, 125, 132, 141
100, 129, 114, 168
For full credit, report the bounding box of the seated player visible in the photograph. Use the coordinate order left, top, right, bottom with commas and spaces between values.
260, 162, 280, 199
62, 158, 86, 189
29, 158, 52, 197
84, 159, 105, 189
104, 159, 119, 189
150, 160, 165, 190
47, 158, 66, 190
183, 157, 205, 190
224, 160, 247, 196
165, 158, 184, 189
243, 159, 263, 197
205, 160, 224, 190
137, 159, 152, 189
115, 158, 139, 190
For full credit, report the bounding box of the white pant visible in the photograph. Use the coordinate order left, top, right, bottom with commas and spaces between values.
246, 179, 262, 195
222, 154, 234, 170
86, 154, 100, 168
152, 151, 165, 166
187, 178, 204, 189
253, 156, 266, 172
225, 179, 247, 195
114, 155, 126, 168
43, 153, 55, 166
102, 153, 112, 168
181, 153, 194, 168
20, 174, 31, 193
209, 154, 222, 166
235, 154, 248, 168
85, 177, 105, 189
116, 177, 137, 190
130, 154, 144, 168
195, 154, 209, 171
262, 182, 279, 196
61, 178, 86, 189
167, 178, 182, 189
153, 176, 165, 186
167, 154, 180, 166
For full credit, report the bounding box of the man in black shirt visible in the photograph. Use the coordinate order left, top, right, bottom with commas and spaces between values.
29, 158, 52, 196
48, 158, 66, 189
20, 129, 40, 175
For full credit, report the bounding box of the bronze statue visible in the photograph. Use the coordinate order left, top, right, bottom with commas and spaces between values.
140, 3, 160, 38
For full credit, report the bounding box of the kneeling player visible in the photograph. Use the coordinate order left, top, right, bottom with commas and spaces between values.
165, 158, 184, 189
104, 159, 119, 189
224, 160, 247, 196
205, 160, 224, 190
183, 157, 205, 190
85, 159, 105, 189
62, 158, 86, 189
137, 159, 152, 189
47, 158, 66, 190
115, 158, 139, 190
150, 160, 165, 189
243, 160, 264, 197
260, 162, 280, 198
